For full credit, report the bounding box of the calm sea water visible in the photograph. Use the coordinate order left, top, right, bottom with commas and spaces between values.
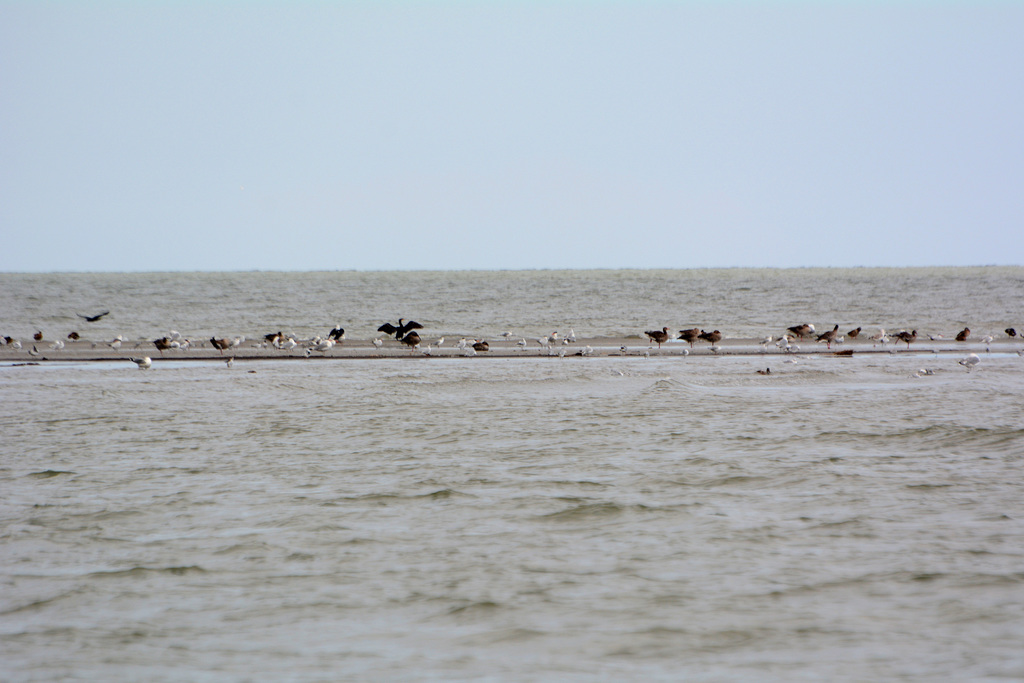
2, 268, 1023, 681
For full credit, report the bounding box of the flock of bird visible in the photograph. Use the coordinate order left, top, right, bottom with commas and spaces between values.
3, 311, 1021, 372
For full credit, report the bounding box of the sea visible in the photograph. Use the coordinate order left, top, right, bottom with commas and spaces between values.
2, 267, 1023, 682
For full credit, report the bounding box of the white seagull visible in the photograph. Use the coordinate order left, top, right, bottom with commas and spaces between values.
129, 357, 152, 369
959, 353, 980, 371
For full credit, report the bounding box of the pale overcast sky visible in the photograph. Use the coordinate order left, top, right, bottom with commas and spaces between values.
2, 2, 1021, 272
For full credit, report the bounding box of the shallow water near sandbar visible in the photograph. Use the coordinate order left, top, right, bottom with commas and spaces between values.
2, 268, 1024, 681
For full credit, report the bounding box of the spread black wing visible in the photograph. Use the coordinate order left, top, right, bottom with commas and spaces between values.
377, 323, 398, 337
78, 311, 110, 322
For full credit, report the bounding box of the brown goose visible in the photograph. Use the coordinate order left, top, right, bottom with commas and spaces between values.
644, 327, 671, 348
955, 327, 970, 342
698, 329, 722, 345
847, 327, 861, 339
209, 337, 231, 354
816, 324, 839, 349
894, 329, 917, 349
154, 337, 173, 354
472, 339, 490, 352
787, 323, 814, 338
401, 331, 422, 350
677, 328, 700, 347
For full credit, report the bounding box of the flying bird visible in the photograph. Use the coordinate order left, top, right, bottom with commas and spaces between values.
78, 311, 110, 322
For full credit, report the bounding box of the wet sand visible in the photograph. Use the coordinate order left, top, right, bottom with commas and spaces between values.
2, 335, 1017, 362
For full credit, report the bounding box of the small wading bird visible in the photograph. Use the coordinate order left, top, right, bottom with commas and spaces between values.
894, 329, 917, 349
816, 324, 839, 349
644, 327, 671, 349
377, 319, 423, 341
955, 327, 970, 342
78, 311, 110, 322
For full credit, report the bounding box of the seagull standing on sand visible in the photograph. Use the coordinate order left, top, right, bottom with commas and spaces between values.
373, 338, 384, 354
981, 335, 994, 351
959, 353, 980, 371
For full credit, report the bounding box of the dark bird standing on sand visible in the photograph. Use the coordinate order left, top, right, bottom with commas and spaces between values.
677, 328, 700, 347
78, 311, 110, 322
816, 324, 839, 349
757, 368, 771, 375
645, 327, 671, 348
1006, 328, 1017, 337
698, 329, 722, 345
400, 331, 422, 350
894, 330, 917, 349
33, 331, 43, 341
210, 337, 231, 354
153, 337, 172, 354
955, 327, 971, 342
378, 319, 424, 341
847, 327, 861, 339
264, 331, 284, 344
67, 332, 80, 340
327, 325, 346, 341
787, 324, 814, 338
472, 339, 490, 352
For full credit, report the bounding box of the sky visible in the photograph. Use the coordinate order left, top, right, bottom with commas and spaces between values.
1, 1, 1022, 272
